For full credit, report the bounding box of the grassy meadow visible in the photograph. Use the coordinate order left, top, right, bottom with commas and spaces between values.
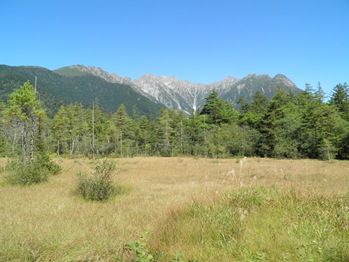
0, 157, 348, 261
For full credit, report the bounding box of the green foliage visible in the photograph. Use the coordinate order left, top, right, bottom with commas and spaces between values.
2, 81, 60, 185
298, 88, 348, 159
45, 85, 347, 160
239, 91, 268, 129
36, 153, 61, 175
52, 103, 88, 156
330, 82, 349, 121
5, 154, 60, 185
200, 91, 239, 125
5, 160, 47, 185
76, 158, 117, 201
253, 87, 349, 159
5, 80, 44, 121
3, 81, 46, 163
125, 235, 155, 262
111, 104, 137, 157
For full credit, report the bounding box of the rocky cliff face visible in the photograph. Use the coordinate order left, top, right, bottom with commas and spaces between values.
134, 74, 231, 113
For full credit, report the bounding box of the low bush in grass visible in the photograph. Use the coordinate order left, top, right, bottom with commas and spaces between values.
36, 153, 61, 175
76, 158, 125, 201
5, 153, 61, 185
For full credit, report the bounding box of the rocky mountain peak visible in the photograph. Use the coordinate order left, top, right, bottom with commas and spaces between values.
273, 74, 296, 87
209, 76, 239, 90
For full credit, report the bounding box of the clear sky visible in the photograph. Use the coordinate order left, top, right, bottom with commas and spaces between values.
1, 0, 348, 96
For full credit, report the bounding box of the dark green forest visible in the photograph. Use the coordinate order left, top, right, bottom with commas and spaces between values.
1, 81, 349, 160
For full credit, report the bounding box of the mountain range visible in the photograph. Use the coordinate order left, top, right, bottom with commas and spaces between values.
0, 64, 302, 116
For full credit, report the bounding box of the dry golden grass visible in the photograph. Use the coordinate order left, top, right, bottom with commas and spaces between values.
0, 157, 348, 261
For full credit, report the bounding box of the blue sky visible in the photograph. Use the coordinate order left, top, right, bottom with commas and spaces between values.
1, 0, 348, 96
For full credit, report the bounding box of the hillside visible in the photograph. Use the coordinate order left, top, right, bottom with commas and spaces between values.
0, 65, 164, 117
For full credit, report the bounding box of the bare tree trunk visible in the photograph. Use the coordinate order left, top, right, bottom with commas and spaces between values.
57, 140, 60, 155
180, 120, 183, 154
29, 124, 35, 163
29, 116, 37, 163
70, 139, 74, 158
22, 122, 27, 163
30, 126, 35, 162
92, 102, 95, 158
114, 136, 117, 154
120, 133, 123, 157
12, 127, 17, 156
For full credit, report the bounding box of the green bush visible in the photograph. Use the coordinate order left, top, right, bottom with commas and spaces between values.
5, 154, 61, 185
36, 153, 62, 175
76, 159, 116, 201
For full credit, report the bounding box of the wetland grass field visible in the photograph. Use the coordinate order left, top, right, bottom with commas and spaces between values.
0, 157, 348, 261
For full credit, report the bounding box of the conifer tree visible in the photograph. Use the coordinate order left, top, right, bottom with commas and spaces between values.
201, 91, 239, 125
4, 81, 45, 163
112, 104, 135, 157
330, 83, 349, 121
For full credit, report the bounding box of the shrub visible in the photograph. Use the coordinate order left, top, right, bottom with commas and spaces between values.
6, 161, 48, 185
76, 158, 116, 201
36, 153, 61, 175
5, 154, 61, 185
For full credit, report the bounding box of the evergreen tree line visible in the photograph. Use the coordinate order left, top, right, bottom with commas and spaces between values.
1, 81, 349, 160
